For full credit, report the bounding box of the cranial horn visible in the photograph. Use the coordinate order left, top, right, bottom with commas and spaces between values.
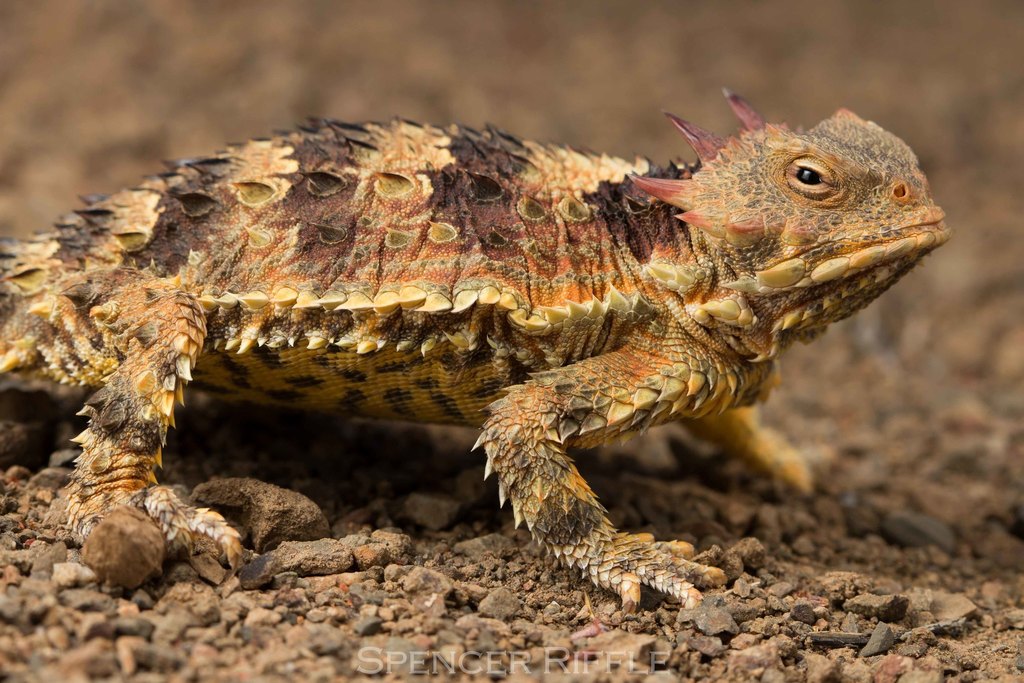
663, 112, 725, 163
629, 175, 696, 209
722, 88, 766, 131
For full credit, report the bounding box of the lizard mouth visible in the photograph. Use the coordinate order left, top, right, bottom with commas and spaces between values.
729, 207, 949, 297
767, 212, 949, 335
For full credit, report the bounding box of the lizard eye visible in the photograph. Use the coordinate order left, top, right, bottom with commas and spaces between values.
785, 158, 838, 200
795, 167, 821, 185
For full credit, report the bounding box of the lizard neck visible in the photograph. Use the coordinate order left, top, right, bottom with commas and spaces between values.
617, 163, 787, 402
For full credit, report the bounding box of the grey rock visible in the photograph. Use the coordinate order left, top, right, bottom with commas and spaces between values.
239, 538, 355, 589
929, 591, 978, 621
858, 622, 894, 657
880, 511, 955, 554
113, 616, 156, 639
908, 588, 977, 621
477, 587, 522, 620
694, 603, 740, 636
452, 533, 516, 560
27, 467, 70, 490
30, 541, 68, 577
353, 615, 384, 635
48, 449, 79, 468
767, 581, 795, 598
303, 622, 347, 655
401, 492, 461, 531
840, 612, 860, 633
59, 588, 115, 613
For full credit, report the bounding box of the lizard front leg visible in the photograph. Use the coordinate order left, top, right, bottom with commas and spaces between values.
478, 349, 726, 611
63, 272, 241, 565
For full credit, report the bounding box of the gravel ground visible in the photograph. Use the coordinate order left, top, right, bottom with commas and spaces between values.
1, 1, 1023, 680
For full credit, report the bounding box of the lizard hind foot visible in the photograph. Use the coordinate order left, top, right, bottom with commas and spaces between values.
134, 485, 244, 568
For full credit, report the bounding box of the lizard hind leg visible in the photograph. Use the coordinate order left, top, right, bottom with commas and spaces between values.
682, 406, 819, 493
64, 274, 241, 566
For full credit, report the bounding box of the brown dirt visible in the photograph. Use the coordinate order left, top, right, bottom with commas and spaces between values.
1, 1, 1023, 680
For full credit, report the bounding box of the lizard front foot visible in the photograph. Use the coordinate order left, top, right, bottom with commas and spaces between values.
584, 532, 726, 611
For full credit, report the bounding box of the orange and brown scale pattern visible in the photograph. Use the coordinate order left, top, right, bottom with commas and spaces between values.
0, 96, 949, 610
25, 119, 698, 423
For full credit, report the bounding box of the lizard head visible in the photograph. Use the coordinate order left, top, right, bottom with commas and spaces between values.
633, 91, 949, 359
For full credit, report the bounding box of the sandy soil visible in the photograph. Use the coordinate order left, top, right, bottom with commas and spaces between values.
1, 1, 1023, 680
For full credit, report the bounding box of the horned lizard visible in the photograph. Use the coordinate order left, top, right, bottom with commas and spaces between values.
0, 91, 947, 610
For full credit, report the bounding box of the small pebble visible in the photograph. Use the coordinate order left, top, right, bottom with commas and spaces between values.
401, 492, 461, 531
730, 537, 766, 570
924, 590, 977, 621
239, 538, 354, 590
880, 511, 955, 554
688, 634, 726, 657
728, 641, 781, 674
352, 530, 413, 570
841, 612, 860, 633
790, 600, 817, 625
52, 562, 97, 589
401, 566, 453, 597
353, 615, 384, 636
859, 622, 894, 657
81, 507, 164, 589
844, 593, 909, 622
694, 603, 740, 636
477, 587, 522, 620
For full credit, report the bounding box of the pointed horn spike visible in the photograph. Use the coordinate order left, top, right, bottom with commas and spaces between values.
629, 175, 695, 209
663, 111, 725, 163
677, 211, 725, 239
722, 88, 766, 131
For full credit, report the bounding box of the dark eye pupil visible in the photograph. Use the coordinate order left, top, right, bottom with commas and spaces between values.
796, 167, 821, 185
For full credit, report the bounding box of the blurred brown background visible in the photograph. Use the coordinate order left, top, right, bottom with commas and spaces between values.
0, 2, 1022, 460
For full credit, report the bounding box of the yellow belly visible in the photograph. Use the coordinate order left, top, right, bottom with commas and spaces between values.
192, 345, 508, 427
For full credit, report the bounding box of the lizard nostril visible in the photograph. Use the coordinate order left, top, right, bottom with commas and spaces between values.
892, 182, 910, 201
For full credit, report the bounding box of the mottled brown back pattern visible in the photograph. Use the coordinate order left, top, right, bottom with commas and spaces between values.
0, 93, 948, 610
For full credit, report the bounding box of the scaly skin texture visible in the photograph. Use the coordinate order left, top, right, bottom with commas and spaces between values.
0, 92, 948, 610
